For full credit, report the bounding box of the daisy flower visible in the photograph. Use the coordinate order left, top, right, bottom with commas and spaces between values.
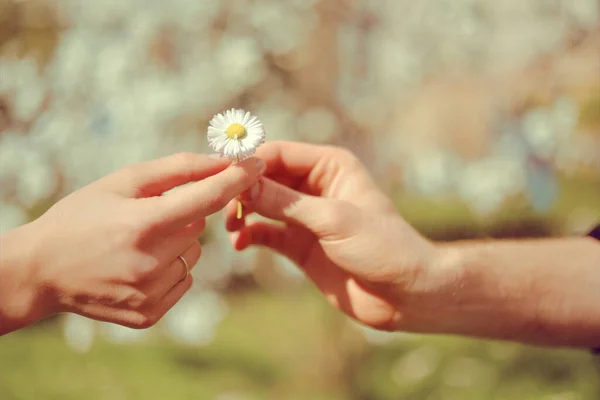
207, 108, 266, 219
207, 108, 266, 161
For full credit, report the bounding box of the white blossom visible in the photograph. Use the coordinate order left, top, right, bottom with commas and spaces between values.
163, 290, 228, 346
62, 314, 96, 354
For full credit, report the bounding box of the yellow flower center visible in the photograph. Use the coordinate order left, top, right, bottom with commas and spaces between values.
225, 123, 247, 140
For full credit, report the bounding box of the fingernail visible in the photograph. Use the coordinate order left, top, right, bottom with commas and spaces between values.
256, 159, 266, 174
241, 181, 261, 205
249, 181, 261, 202
209, 153, 223, 160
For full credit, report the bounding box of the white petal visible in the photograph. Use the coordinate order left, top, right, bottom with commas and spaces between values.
210, 114, 228, 130
246, 116, 262, 129
234, 109, 244, 123
241, 111, 251, 126
226, 109, 237, 122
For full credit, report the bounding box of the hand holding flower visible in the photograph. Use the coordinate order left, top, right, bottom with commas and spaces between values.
0, 153, 265, 335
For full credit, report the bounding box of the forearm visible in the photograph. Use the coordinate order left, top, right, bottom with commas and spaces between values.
0, 223, 50, 336
427, 237, 600, 347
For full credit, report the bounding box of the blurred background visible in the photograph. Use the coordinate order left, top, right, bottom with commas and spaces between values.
1, 0, 599, 399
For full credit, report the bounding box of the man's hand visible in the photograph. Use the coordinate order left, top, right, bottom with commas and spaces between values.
225, 141, 439, 331
225, 141, 600, 347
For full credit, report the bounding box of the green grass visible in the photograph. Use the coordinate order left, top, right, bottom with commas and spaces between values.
1, 289, 598, 400
0, 290, 348, 400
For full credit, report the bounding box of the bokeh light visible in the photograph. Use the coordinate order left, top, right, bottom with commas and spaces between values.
1, 0, 599, 398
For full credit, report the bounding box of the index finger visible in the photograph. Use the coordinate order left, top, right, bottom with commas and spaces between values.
256, 141, 369, 196
99, 152, 232, 198
155, 157, 266, 229
256, 141, 333, 178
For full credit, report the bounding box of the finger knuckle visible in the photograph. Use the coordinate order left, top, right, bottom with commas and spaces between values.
322, 144, 354, 161
191, 244, 202, 263
128, 256, 162, 283
134, 312, 159, 329
337, 148, 362, 168
134, 292, 152, 310
137, 213, 163, 238
335, 146, 356, 160
118, 217, 149, 245
120, 288, 151, 309
184, 243, 201, 263
178, 276, 194, 296
271, 184, 290, 208
177, 275, 194, 294
185, 275, 194, 288
120, 164, 143, 185
145, 312, 160, 327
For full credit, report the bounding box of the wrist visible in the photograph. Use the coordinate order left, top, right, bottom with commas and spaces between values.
421, 243, 502, 334
397, 242, 525, 338
408, 239, 600, 347
0, 221, 55, 335
392, 242, 474, 334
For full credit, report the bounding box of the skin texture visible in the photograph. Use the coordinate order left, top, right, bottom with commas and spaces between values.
0, 153, 265, 336
226, 141, 600, 348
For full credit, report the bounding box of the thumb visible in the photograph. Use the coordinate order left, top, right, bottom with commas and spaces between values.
241, 178, 358, 240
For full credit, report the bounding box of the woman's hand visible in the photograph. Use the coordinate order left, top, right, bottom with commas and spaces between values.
225, 142, 442, 332
0, 153, 265, 335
